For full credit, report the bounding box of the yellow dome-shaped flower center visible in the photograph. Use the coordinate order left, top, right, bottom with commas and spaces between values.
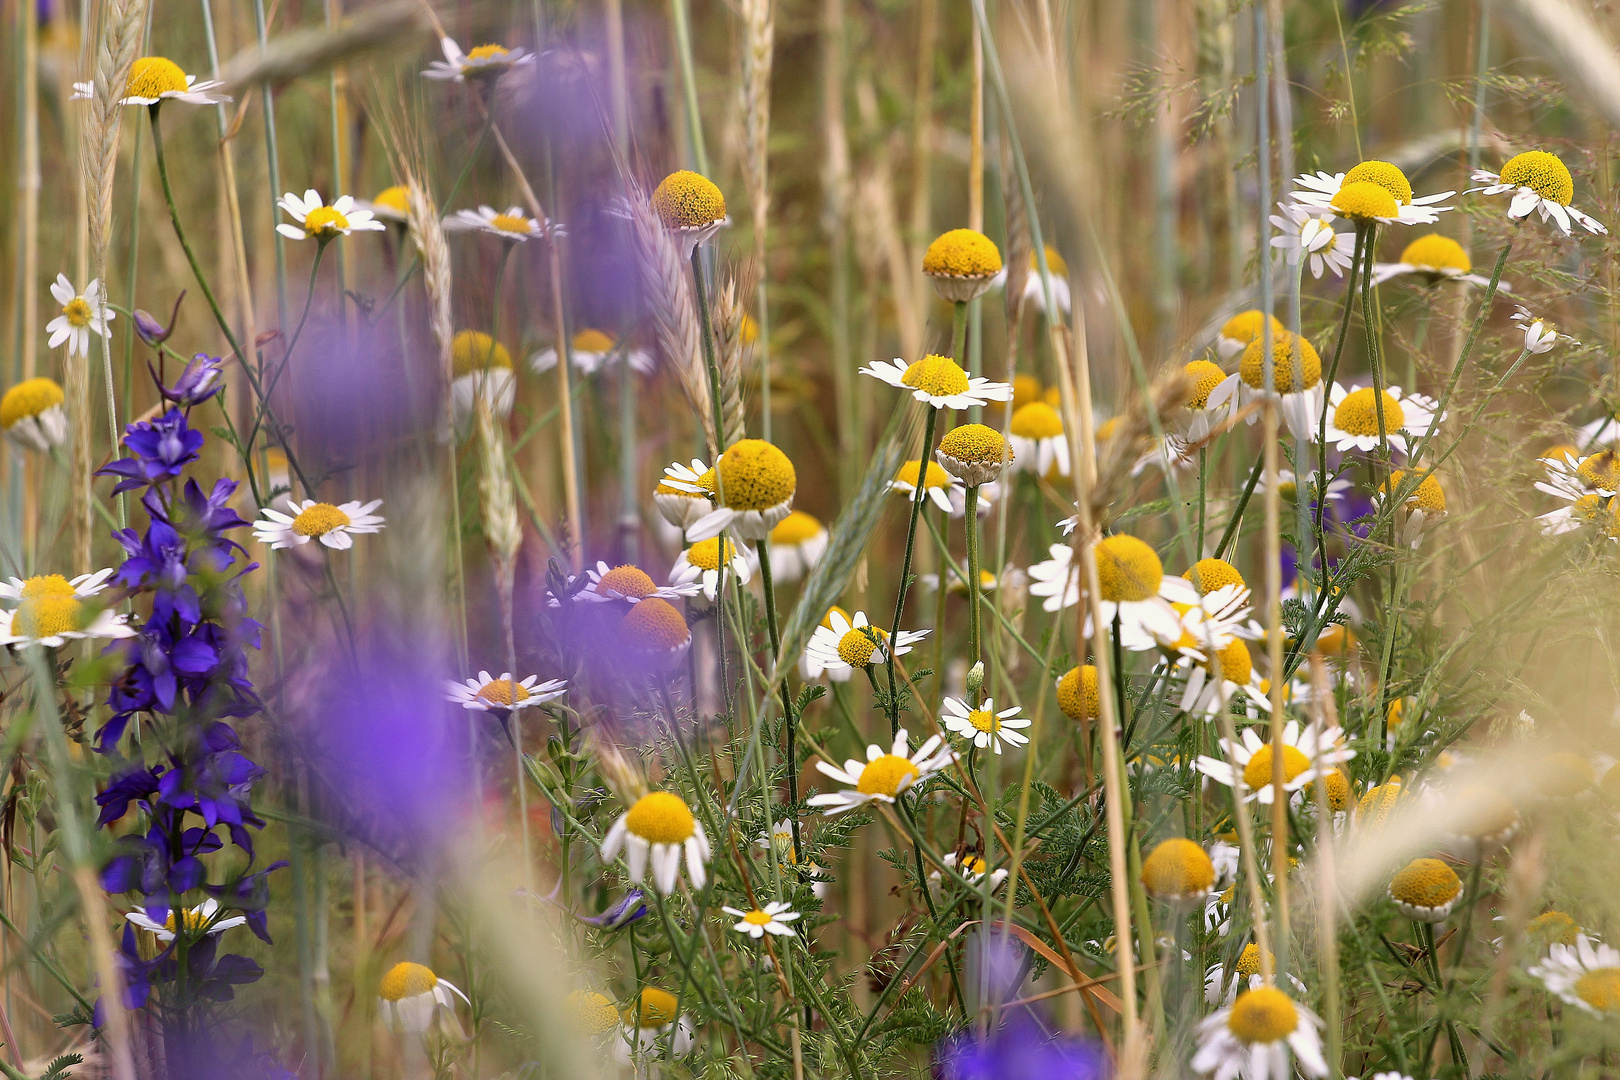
1183, 557, 1245, 594
1330, 181, 1400, 221
1234, 943, 1268, 977
1343, 160, 1414, 205
1542, 751, 1594, 796
1323, 767, 1351, 811
837, 625, 888, 667
372, 185, 409, 215
1333, 388, 1406, 437
967, 709, 1001, 733
1578, 452, 1620, 491
291, 503, 350, 537
17, 595, 83, 638
1500, 150, 1574, 205
1029, 245, 1069, 278
1575, 969, 1620, 1013
652, 170, 726, 229
1227, 987, 1299, 1044
597, 565, 657, 599
1389, 858, 1461, 908
1356, 779, 1402, 826
902, 355, 971, 398
451, 330, 513, 375
20, 574, 75, 599
623, 597, 691, 650
856, 754, 919, 797
686, 537, 738, 572
717, 439, 796, 511
161, 908, 210, 934
1527, 911, 1581, 948
302, 207, 350, 237
1242, 744, 1311, 791
624, 791, 696, 845
1204, 639, 1253, 686
1057, 665, 1100, 720
573, 328, 615, 352
379, 961, 438, 1002
126, 56, 189, 98
490, 213, 532, 234
1574, 492, 1607, 524
1011, 374, 1043, 409
742, 909, 774, 926
625, 987, 680, 1028
1095, 534, 1164, 603
770, 510, 823, 546
1220, 310, 1285, 347
895, 460, 952, 490
1184, 360, 1227, 409
1141, 838, 1215, 897
1, 378, 65, 426
1010, 401, 1064, 439
1240, 332, 1322, 393
1383, 470, 1446, 514
1399, 234, 1470, 274
466, 44, 512, 62
922, 229, 1003, 278
566, 990, 620, 1035
939, 423, 1011, 464
63, 297, 92, 327
475, 678, 530, 706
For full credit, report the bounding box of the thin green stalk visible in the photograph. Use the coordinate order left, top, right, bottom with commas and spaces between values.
1316, 225, 1367, 558
884, 404, 940, 736
964, 483, 983, 683
1215, 453, 1265, 560
754, 538, 801, 862
691, 248, 729, 456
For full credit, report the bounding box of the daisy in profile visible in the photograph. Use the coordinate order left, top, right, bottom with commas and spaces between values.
1387, 858, 1463, 922
1007, 401, 1069, 478
531, 328, 655, 376
46, 275, 112, 358
800, 606, 855, 682
806, 729, 957, 815
1, 377, 68, 452
423, 37, 534, 82
861, 353, 1013, 411
921, 228, 1004, 303
1176, 633, 1271, 717
126, 898, 246, 943
1207, 330, 1324, 442
445, 671, 567, 712
651, 170, 729, 256
1512, 307, 1579, 354
445, 204, 544, 242
679, 439, 796, 542
767, 511, 828, 583
991, 245, 1072, 313
655, 459, 714, 534
1529, 934, 1620, 1014
1255, 469, 1351, 514
1141, 838, 1215, 906
72, 56, 228, 105
803, 610, 927, 679
1192, 986, 1328, 1080
1472, 150, 1607, 235
1269, 203, 1354, 279
1026, 534, 1198, 650
276, 190, 385, 242
1321, 383, 1440, 456
670, 537, 754, 601
941, 696, 1031, 755
377, 962, 471, 1034
620, 598, 693, 669
1215, 310, 1286, 361
1177, 360, 1235, 443
889, 459, 959, 513
361, 184, 411, 224
253, 498, 385, 550
449, 330, 516, 432
722, 901, 800, 939
600, 791, 712, 894
583, 562, 701, 604
1371, 233, 1510, 289
0, 569, 135, 649
930, 851, 1009, 893
1195, 720, 1354, 805
1204, 945, 1309, 1006
1376, 469, 1446, 549
1290, 159, 1453, 225
615, 988, 696, 1062
1534, 450, 1613, 535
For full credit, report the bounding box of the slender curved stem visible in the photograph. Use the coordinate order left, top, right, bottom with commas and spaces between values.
1315, 224, 1367, 566
964, 483, 983, 687
885, 404, 939, 736
247, 242, 326, 454
754, 538, 801, 863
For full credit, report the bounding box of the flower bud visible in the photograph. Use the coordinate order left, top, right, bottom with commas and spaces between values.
965, 661, 985, 697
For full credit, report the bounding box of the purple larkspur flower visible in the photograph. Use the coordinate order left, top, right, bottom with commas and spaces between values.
153, 353, 225, 408
98, 408, 204, 493
938, 1011, 1108, 1080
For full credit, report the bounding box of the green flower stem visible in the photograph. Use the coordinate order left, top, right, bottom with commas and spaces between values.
965, 483, 984, 688
884, 403, 938, 736
1316, 224, 1368, 566
754, 538, 802, 863
1214, 452, 1266, 560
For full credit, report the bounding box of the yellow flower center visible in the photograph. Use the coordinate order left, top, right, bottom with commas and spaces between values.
1499, 150, 1574, 205
17, 595, 83, 638
1542, 751, 1594, 796
161, 908, 210, 934
372, 185, 409, 215
1527, 911, 1581, 948
1575, 970, 1620, 1013
1240, 332, 1322, 393
1330, 180, 1400, 221
1227, 987, 1300, 1044
597, 565, 658, 599
20, 574, 75, 599
1242, 744, 1311, 791
1056, 665, 1100, 721
624, 791, 696, 844
125, 56, 189, 98
770, 511, 823, 546
1575, 493, 1607, 524
63, 297, 92, 328
1578, 452, 1620, 491
379, 961, 438, 1002
939, 423, 1011, 464
1011, 374, 1043, 409
652, 170, 726, 229
1010, 401, 1064, 439
743, 909, 774, 926
566, 990, 620, 1035
856, 754, 919, 797
922, 229, 1003, 278
1183, 558, 1245, 594
901, 354, 971, 398
450, 330, 513, 375
1356, 779, 1403, 826
467, 43, 511, 61
291, 503, 351, 537
1220, 310, 1285, 347
301, 206, 351, 236
1029, 245, 1069, 278
686, 537, 738, 572
624, 987, 680, 1028
1095, 534, 1164, 603
490, 213, 532, 234
1140, 838, 1215, 898
623, 597, 691, 650
1383, 470, 1446, 514
1389, 857, 1462, 908
1323, 767, 1350, 811
895, 460, 952, 490
716, 439, 796, 511
1234, 943, 1268, 977
960, 855, 989, 876
836, 625, 888, 667
573, 328, 615, 352
1333, 388, 1406, 437
1203, 639, 1253, 686
475, 678, 530, 706
1343, 159, 1414, 205
1184, 360, 1227, 409
1, 378, 65, 427
1399, 234, 1471, 274
967, 709, 1000, 733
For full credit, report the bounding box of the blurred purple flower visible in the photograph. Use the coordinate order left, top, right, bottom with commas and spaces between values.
938, 1011, 1108, 1080
133, 290, 185, 346
153, 353, 225, 408
288, 319, 431, 468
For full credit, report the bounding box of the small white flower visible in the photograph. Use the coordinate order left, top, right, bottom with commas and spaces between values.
806, 728, 957, 815
582, 561, 702, 604
252, 499, 385, 550
803, 610, 928, 679
1193, 986, 1328, 1080
125, 898, 246, 943
1290, 169, 1454, 226
1195, 720, 1355, 804
1203, 948, 1309, 1006
722, 901, 800, 938
940, 696, 1031, 755
655, 459, 715, 533
378, 962, 470, 1034
445, 671, 567, 712
1472, 151, 1607, 236
531, 328, 655, 376
670, 539, 753, 601
1534, 451, 1611, 535
860, 356, 1013, 411
46, 275, 112, 358
889, 459, 961, 514
929, 851, 1009, 892
1, 377, 69, 452
71, 56, 229, 106
1512, 307, 1578, 355
1025, 537, 1199, 652
1529, 933, 1620, 1014
766, 511, 829, 583
276, 190, 385, 242
1322, 383, 1440, 456
600, 791, 712, 895
445, 204, 544, 242
0, 569, 135, 648
422, 37, 534, 82
449, 367, 516, 435
1269, 203, 1355, 279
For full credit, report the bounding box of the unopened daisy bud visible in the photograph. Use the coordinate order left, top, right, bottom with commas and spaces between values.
965, 661, 985, 698
936, 423, 1012, 485
1141, 838, 1216, 905
922, 228, 1003, 302
1388, 857, 1462, 922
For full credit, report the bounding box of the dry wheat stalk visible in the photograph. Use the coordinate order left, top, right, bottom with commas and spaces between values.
740, 0, 773, 249
714, 273, 749, 449
476, 400, 523, 568
405, 177, 453, 391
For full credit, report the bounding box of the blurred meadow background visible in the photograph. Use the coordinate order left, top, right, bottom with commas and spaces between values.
4, 0, 1620, 1076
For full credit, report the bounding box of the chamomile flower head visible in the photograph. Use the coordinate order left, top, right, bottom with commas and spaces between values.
890, 459, 959, 513
993, 245, 1073, 312
1216, 311, 1287, 361
46, 275, 112, 358
767, 511, 829, 582
652, 170, 728, 256
1195, 720, 1355, 804
565, 990, 621, 1038
1257, 469, 1351, 513
1027, 535, 1199, 651
1177, 360, 1235, 441
800, 606, 854, 682
448, 331, 517, 434
1512, 307, 1579, 354
364, 185, 411, 223
930, 851, 1009, 892
276, 190, 384, 243
1323, 383, 1440, 456
806, 728, 957, 815
922, 228, 1003, 302
445, 671, 567, 712
615, 988, 696, 1060
600, 791, 712, 894
722, 901, 800, 939
577, 562, 695, 605
685, 439, 797, 541
936, 423, 1013, 484
1472, 151, 1607, 235
941, 696, 1031, 755
377, 962, 470, 1033
656, 459, 716, 531
1371, 233, 1507, 288
1439, 784, 1521, 858
1207, 330, 1324, 441
1, 377, 68, 452
671, 537, 753, 600
620, 597, 693, 667
1270, 202, 1355, 278
1354, 778, 1405, 831
253, 499, 385, 551
125, 898, 245, 943
1178, 633, 1271, 716
1141, 838, 1216, 905
1520, 911, 1584, 950
1056, 664, 1101, 721
1530, 934, 1620, 1014
1292, 160, 1453, 225
1388, 858, 1462, 922
71, 56, 229, 105
804, 609, 927, 676
1007, 402, 1069, 478
861, 354, 1014, 411
1377, 470, 1447, 548
445, 204, 543, 242
423, 37, 534, 82
1184, 558, 1245, 594
1193, 986, 1328, 1080
531, 328, 656, 376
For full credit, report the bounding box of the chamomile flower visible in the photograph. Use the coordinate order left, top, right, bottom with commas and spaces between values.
1269, 203, 1355, 278
656, 459, 715, 532
1193, 986, 1328, 1080
1291, 160, 1453, 226
890, 459, 958, 513
1195, 720, 1354, 804
921, 566, 999, 596
1578, 413, 1620, 451
1354, 778, 1405, 832
0, 570, 134, 648
1530, 934, 1620, 1014
531, 328, 655, 376
936, 423, 1013, 485
253, 499, 385, 550
445, 204, 543, 242
1141, 838, 1216, 906
861, 354, 1013, 411
1026, 535, 1199, 651
1177, 634, 1271, 716
806, 728, 957, 815
671, 538, 753, 600
922, 228, 1003, 302
1204, 945, 1310, 1006
1322, 383, 1440, 456
362, 185, 411, 224
767, 511, 828, 583
1216, 311, 1286, 362
1256, 469, 1351, 513
565, 990, 622, 1039
1, 377, 68, 452
1376, 469, 1446, 549
620, 598, 693, 667
276, 190, 384, 242
580, 561, 702, 604
1177, 360, 1235, 443
71, 56, 229, 105
615, 988, 696, 1061
941, 696, 1031, 754
803, 610, 927, 677
722, 901, 800, 939
125, 898, 246, 943
682, 439, 797, 542
449, 330, 516, 432
46, 275, 112, 357
423, 37, 534, 82
1535, 451, 1612, 534
991, 245, 1072, 313
1472, 150, 1607, 236
1007, 402, 1069, 478
1512, 307, 1579, 354
600, 791, 712, 894
1056, 664, 1101, 722
799, 606, 853, 682
930, 852, 1009, 892
1207, 331, 1325, 442
445, 671, 567, 711
651, 170, 729, 257
1371, 233, 1509, 289
377, 962, 470, 1033
1388, 857, 1463, 922
1502, 911, 1585, 952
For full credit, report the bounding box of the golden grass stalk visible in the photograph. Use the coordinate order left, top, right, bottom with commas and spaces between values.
216, 0, 431, 93
740, 0, 773, 434
713, 272, 749, 448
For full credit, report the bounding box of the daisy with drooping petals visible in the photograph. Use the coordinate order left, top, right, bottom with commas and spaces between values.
930, 851, 1009, 893
799, 607, 855, 683
991, 245, 1072, 313
679, 439, 796, 542
767, 511, 828, 583
423, 37, 534, 82
615, 988, 696, 1062
1172, 612, 1272, 717
1291, 159, 1453, 226
449, 330, 516, 433
1512, 307, 1579, 354
803, 610, 928, 679
723, 901, 800, 939
71, 56, 229, 105
1371, 233, 1510, 289
1269, 203, 1355, 279
1007, 402, 1069, 478
1376, 469, 1447, 549
922, 228, 1004, 303
1192, 986, 1328, 1080
445, 671, 567, 712
1322, 383, 1440, 456
1207, 330, 1324, 442
1215, 311, 1286, 361
1530, 934, 1620, 1014
600, 791, 712, 894
1026, 535, 1198, 651
1177, 360, 1236, 443
531, 328, 656, 376
670, 538, 753, 601
1, 377, 69, 452
1472, 150, 1607, 236
276, 190, 385, 242
651, 170, 729, 257
1387, 857, 1463, 922
582, 561, 701, 604
889, 459, 959, 513
46, 275, 112, 358
1534, 451, 1613, 535
378, 962, 471, 1034
806, 728, 957, 815
0, 569, 135, 648
1204, 945, 1310, 1006
1195, 720, 1355, 804
935, 423, 1013, 486
445, 204, 544, 242
941, 696, 1031, 755
861, 354, 1013, 411
126, 898, 246, 943
253, 499, 385, 550
655, 459, 715, 533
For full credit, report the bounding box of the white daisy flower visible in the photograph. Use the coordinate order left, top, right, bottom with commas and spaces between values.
656, 459, 715, 533
0, 569, 135, 649
1215, 311, 1286, 362
1269, 203, 1355, 279
1321, 383, 1440, 456
599, 791, 712, 894
275, 190, 385, 242
799, 607, 856, 683
444, 204, 543, 242
722, 901, 800, 939
1370, 233, 1510, 289
613, 989, 696, 1062
450, 366, 516, 435
71, 56, 229, 106
1257, 469, 1352, 516
1204, 945, 1309, 1006
1529, 933, 1620, 1014
1535, 450, 1612, 535
766, 511, 828, 583
422, 37, 534, 82
889, 459, 959, 514
252, 499, 385, 550
45, 275, 112, 358
1206, 331, 1325, 444
1025, 535, 1198, 651
670, 538, 753, 601
360, 185, 411, 224
1195, 720, 1354, 804
1177, 360, 1237, 444
1, 377, 69, 452
1192, 986, 1328, 1080
1374, 469, 1447, 549
445, 671, 567, 712
1290, 162, 1453, 226
1387, 857, 1463, 922
991, 246, 1073, 314
1512, 307, 1578, 355
1007, 401, 1070, 479
1210, 841, 1240, 886
803, 610, 928, 678
1471, 150, 1607, 236
125, 898, 246, 943
531, 328, 655, 376
1175, 635, 1271, 717
679, 440, 797, 543
377, 962, 471, 1034
940, 696, 1031, 755
806, 728, 957, 815
580, 561, 702, 604
859, 355, 1013, 411
920, 566, 1000, 597
929, 851, 1009, 893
